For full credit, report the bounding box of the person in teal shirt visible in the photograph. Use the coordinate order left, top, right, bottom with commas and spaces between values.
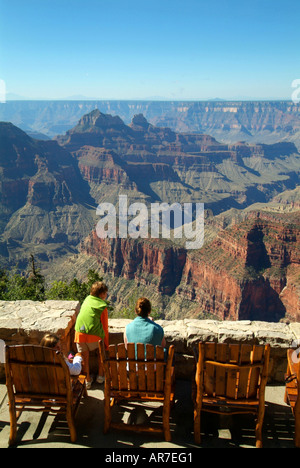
124, 297, 166, 350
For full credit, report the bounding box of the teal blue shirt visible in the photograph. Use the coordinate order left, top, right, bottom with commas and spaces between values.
125, 316, 164, 347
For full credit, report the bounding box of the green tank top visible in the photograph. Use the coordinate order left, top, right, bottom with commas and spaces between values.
75, 295, 108, 338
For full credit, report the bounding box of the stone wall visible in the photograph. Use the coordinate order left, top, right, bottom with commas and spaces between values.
110, 318, 300, 383
0, 300, 80, 380
1, 300, 299, 383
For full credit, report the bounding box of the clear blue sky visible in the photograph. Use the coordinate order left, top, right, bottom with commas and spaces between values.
0, 0, 299, 100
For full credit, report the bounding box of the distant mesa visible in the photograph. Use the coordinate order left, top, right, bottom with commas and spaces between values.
77, 109, 125, 131
130, 113, 151, 130
2, 100, 300, 146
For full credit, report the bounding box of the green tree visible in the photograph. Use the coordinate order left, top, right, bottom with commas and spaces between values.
45, 269, 106, 304
0, 256, 46, 301
0, 270, 8, 299
0, 258, 114, 311
44, 280, 73, 300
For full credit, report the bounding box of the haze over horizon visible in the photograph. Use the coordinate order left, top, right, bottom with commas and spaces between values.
0, 0, 300, 101
4, 94, 297, 102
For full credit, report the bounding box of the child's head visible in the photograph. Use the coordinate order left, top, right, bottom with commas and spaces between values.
90, 281, 108, 299
135, 297, 151, 318
40, 333, 60, 351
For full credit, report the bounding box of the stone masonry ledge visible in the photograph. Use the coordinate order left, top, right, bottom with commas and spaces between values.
110, 318, 300, 382
0, 300, 80, 380
0, 301, 299, 383
0, 300, 80, 345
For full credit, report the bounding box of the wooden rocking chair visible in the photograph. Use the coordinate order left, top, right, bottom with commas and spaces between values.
193, 342, 270, 448
284, 348, 300, 447
99, 341, 175, 441
5, 344, 87, 446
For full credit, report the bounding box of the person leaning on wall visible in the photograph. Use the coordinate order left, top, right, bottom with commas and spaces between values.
124, 297, 166, 351
74, 281, 109, 389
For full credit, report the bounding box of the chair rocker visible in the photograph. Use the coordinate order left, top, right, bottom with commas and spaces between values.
284, 348, 300, 447
99, 341, 175, 441
5, 344, 87, 446
193, 342, 270, 448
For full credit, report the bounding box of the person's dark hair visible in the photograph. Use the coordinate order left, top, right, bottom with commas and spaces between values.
90, 281, 108, 297
135, 297, 151, 318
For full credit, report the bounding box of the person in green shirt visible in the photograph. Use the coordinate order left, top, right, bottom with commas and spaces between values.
75, 282, 109, 389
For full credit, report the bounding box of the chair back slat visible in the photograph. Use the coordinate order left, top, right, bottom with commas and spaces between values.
237, 344, 252, 398
203, 343, 216, 395
145, 344, 155, 392
117, 344, 128, 390
108, 345, 119, 389
248, 345, 264, 398
226, 344, 240, 398
137, 343, 146, 391
215, 343, 227, 396
155, 346, 165, 392
229, 344, 240, 363
127, 343, 137, 390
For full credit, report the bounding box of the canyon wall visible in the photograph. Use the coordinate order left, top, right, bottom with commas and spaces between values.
0, 112, 299, 324
80, 211, 300, 322
1, 100, 300, 145
1, 113, 299, 274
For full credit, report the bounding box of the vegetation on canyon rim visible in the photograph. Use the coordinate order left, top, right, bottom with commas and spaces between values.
0, 255, 161, 319
0, 255, 101, 302
0, 257, 99, 302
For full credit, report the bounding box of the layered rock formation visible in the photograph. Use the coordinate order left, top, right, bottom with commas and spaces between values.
0, 111, 299, 324
79, 211, 299, 322
0, 123, 92, 210
0, 122, 96, 267
153, 101, 300, 145
179, 211, 300, 322
82, 232, 187, 295
56, 110, 300, 213
2, 100, 300, 146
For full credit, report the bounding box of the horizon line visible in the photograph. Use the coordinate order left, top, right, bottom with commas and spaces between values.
2, 97, 296, 103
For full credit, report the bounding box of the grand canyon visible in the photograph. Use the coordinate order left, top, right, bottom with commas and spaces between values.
0, 102, 299, 322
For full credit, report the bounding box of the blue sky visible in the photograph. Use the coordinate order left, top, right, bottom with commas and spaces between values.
0, 0, 299, 100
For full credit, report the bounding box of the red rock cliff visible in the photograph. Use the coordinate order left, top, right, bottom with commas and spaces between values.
82, 231, 187, 296
80, 211, 299, 321
178, 212, 299, 321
